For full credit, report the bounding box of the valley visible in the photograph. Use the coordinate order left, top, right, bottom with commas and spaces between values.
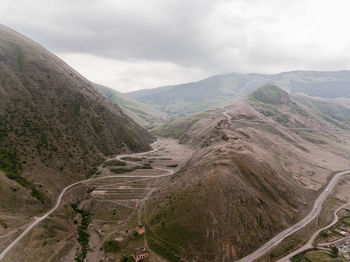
1, 22, 350, 262
0, 138, 193, 261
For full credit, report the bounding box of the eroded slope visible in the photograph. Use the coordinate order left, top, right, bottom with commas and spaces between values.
145, 86, 350, 261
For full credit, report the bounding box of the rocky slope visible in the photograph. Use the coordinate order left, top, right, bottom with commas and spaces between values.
144, 85, 350, 261
0, 25, 154, 216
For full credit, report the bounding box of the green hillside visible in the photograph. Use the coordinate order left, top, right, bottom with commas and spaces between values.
128, 71, 350, 116
293, 94, 350, 129
250, 84, 291, 104
94, 84, 167, 128
151, 110, 218, 138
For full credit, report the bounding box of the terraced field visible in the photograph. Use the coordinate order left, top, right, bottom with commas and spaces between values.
0, 138, 193, 262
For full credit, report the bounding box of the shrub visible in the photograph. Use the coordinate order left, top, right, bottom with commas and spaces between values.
103, 160, 126, 167
103, 240, 120, 253
166, 164, 178, 168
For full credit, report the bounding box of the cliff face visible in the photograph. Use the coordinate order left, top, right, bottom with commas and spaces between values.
0, 25, 154, 213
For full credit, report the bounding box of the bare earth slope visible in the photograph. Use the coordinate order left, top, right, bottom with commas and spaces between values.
145, 85, 350, 261
0, 25, 153, 223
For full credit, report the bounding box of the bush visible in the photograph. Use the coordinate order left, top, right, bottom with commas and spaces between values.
138, 164, 153, 169
166, 164, 178, 168
320, 231, 328, 238
331, 246, 339, 255
110, 167, 136, 174
103, 240, 120, 253
103, 160, 126, 167
71, 203, 92, 262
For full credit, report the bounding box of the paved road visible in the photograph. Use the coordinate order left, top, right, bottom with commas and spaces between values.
0, 141, 171, 261
277, 202, 350, 261
233, 170, 350, 262
222, 110, 350, 262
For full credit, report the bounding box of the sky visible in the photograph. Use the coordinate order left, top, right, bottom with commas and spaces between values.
2, 0, 350, 92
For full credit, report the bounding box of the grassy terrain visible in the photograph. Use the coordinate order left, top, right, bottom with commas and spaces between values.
128, 70, 350, 116
151, 110, 217, 138
94, 83, 166, 128
103, 160, 127, 167
293, 94, 350, 129
250, 84, 290, 104
302, 250, 346, 262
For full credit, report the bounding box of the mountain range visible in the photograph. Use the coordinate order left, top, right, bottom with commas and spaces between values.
127, 70, 350, 116
1, 24, 350, 262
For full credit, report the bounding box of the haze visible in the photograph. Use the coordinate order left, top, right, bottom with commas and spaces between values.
2, 0, 350, 91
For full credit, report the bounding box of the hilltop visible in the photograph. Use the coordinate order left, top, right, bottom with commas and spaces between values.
144, 85, 350, 261
250, 84, 291, 104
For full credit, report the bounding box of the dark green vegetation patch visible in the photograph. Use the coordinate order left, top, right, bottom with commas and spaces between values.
71, 202, 92, 262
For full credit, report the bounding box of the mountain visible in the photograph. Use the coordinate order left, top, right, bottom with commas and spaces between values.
144, 85, 350, 261
94, 83, 167, 128
128, 70, 350, 116
0, 25, 154, 216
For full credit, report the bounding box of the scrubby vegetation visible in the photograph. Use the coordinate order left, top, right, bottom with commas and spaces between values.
0, 25, 154, 218
151, 110, 215, 138
71, 202, 92, 262
250, 84, 290, 105
121, 157, 143, 162
95, 83, 166, 128
110, 163, 153, 174
0, 142, 46, 204
103, 160, 127, 167
139, 163, 153, 169
103, 239, 120, 253
110, 167, 137, 174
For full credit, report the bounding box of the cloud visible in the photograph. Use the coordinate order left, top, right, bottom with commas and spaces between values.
58, 53, 206, 92
2, 0, 350, 91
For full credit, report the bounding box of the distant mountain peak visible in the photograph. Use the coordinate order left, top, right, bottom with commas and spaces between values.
250, 84, 291, 105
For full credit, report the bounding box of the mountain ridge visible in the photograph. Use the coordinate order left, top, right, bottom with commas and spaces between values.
0, 24, 154, 214
144, 85, 350, 261
128, 70, 350, 116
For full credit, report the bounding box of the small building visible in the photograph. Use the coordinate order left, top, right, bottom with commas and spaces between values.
132, 248, 149, 262
136, 225, 145, 235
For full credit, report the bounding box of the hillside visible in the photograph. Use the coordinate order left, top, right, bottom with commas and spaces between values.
94, 83, 167, 128
128, 70, 350, 116
144, 85, 350, 261
292, 94, 350, 130
0, 25, 154, 217
250, 84, 291, 104
151, 109, 220, 138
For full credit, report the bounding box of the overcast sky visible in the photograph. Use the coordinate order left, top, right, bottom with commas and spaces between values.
2, 0, 350, 92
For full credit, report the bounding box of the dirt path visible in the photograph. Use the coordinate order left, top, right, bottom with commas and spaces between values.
0, 140, 174, 261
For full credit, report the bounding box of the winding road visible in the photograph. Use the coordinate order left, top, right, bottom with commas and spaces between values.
1, 109, 349, 261
278, 202, 350, 261
223, 109, 350, 262
233, 170, 350, 262
0, 140, 175, 261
